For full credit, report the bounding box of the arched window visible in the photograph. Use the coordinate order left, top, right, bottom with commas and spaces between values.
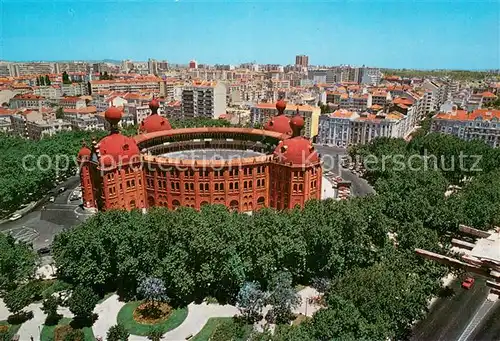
230, 200, 239, 211
148, 196, 155, 207
172, 200, 180, 209
257, 197, 265, 208
200, 201, 209, 207
130, 200, 136, 209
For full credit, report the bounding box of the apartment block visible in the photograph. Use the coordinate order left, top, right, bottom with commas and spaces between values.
90, 78, 161, 93
182, 81, 227, 119
431, 108, 500, 148
318, 109, 415, 146
9, 94, 47, 109
63, 107, 104, 131
33, 85, 62, 99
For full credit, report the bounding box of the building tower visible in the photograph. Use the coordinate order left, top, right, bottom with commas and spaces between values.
77, 140, 95, 209
269, 108, 322, 209
295, 55, 309, 68
78, 107, 147, 211
264, 98, 292, 136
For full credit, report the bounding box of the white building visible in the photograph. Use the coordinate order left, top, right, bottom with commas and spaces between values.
432, 108, 500, 148
181, 81, 227, 119
318, 109, 415, 146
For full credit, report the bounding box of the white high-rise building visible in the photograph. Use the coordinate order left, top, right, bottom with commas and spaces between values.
182, 81, 227, 119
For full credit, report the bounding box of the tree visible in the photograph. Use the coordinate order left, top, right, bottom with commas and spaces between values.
0, 234, 37, 293
3, 285, 33, 315
236, 282, 266, 322
41, 296, 60, 325
311, 277, 331, 294
266, 271, 301, 323
67, 286, 99, 320
45, 75, 51, 86
62, 71, 71, 84
137, 277, 169, 318
36, 77, 40, 86
106, 323, 129, 341
147, 326, 163, 341
56, 107, 65, 119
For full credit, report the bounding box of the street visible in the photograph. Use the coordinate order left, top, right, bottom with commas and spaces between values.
315, 145, 375, 197
467, 300, 500, 341
0, 175, 88, 250
411, 278, 490, 341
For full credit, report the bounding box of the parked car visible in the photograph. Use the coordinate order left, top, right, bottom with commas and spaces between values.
58, 187, 66, 193
37, 247, 51, 255
462, 277, 475, 290
9, 213, 22, 221
49, 196, 55, 202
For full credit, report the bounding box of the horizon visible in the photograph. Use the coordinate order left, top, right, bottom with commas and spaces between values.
1, 1, 499, 70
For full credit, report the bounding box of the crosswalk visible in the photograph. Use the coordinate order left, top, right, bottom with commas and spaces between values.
2, 226, 39, 244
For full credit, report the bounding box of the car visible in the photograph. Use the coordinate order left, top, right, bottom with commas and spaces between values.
49, 196, 55, 202
58, 187, 66, 193
462, 277, 475, 289
37, 247, 51, 255
9, 213, 22, 221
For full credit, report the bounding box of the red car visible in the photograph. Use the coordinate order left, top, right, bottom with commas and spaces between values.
462, 277, 475, 289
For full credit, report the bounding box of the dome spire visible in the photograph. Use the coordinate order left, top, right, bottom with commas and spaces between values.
149, 97, 160, 115
276, 97, 286, 116
290, 108, 304, 138
105, 106, 123, 134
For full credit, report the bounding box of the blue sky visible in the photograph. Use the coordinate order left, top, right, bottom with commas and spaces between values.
1, 1, 499, 69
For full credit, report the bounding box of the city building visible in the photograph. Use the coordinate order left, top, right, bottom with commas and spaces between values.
431, 108, 500, 148
317, 109, 355, 147
33, 85, 62, 99
250, 102, 320, 138
295, 55, 309, 68
63, 106, 104, 131
90, 78, 161, 93
77, 100, 322, 213
189, 60, 198, 69
317, 109, 415, 146
61, 83, 90, 96
181, 81, 227, 119
26, 119, 72, 140
9, 94, 47, 109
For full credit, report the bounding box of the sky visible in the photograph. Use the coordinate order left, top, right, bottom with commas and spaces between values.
1, 0, 499, 70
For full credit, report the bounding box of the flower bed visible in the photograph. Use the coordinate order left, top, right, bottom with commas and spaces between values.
117, 301, 188, 336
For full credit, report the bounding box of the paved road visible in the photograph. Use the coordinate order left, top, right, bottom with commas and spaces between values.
0, 176, 83, 250
467, 300, 500, 341
315, 145, 375, 197
411, 278, 490, 341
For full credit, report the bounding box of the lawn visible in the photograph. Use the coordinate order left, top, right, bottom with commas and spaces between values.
116, 301, 188, 336
0, 320, 22, 340
191, 317, 233, 341
40, 317, 95, 341
191, 318, 252, 341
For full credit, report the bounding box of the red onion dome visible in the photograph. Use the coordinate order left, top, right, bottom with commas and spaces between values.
276, 99, 287, 114
78, 145, 91, 159
97, 134, 140, 167
139, 115, 172, 133
273, 138, 319, 165
105, 106, 122, 126
149, 98, 160, 111
264, 115, 292, 135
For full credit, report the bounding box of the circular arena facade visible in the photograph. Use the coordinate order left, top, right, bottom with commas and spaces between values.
78, 99, 322, 213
